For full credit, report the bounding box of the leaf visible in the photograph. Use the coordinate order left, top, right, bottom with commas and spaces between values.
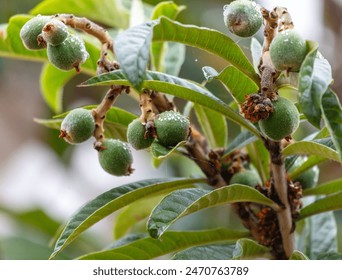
34, 118, 62, 130
317, 252, 342, 260
150, 1, 185, 73
115, 21, 157, 90
288, 155, 327, 179
223, 130, 257, 157
290, 251, 309, 260
321, 88, 342, 162
250, 38, 262, 75
194, 104, 227, 148
40, 64, 75, 114
299, 41, 333, 127
172, 244, 235, 260
163, 42, 186, 76
202, 66, 259, 104
30, 0, 130, 28
113, 196, 164, 239
50, 177, 205, 258
107, 233, 147, 249
81, 70, 260, 136
303, 178, 342, 196
153, 17, 258, 82
232, 238, 271, 260
147, 185, 279, 239
247, 139, 270, 183
78, 228, 249, 260
298, 192, 342, 220
282, 140, 340, 162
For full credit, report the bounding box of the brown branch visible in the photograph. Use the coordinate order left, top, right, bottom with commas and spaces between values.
261, 8, 278, 53
274, 7, 294, 32
139, 89, 156, 123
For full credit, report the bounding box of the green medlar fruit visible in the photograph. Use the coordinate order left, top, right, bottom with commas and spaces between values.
290, 157, 319, 189
20, 15, 51, 50
270, 29, 307, 72
154, 111, 190, 147
60, 108, 95, 144
41, 19, 69, 46
98, 139, 133, 176
127, 119, 154, 150
47, 34, 89, 71
259, 97, 299, 141
230, 169, 262, 187
223, 0, 262, 37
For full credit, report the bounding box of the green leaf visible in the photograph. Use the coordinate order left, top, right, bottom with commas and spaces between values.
150, 140, 185, 162
299, 41, 332, 127
282, 140, 340, 162
40, 64, 75, 114
247, 139, 270, 183
147, 185, 279, 239
321, 88, 342, 162
153, 17, 258, 82
30, 0, 130, 28
113, 196, 164, 239
317, 252, 342, 260
107, 233, 147, 249
194, 104, 227, 148
115, 21, 157, 90
78, 228, 249, 260
34, 118, 62, 130
303, 178, 342, 196
232, 238, 271, 260
203, 66, 259, 103
223, 130, 257, 157
290, 251, 309, 260
289, 155, 327, 179
50, 177, 204, 259
250, 38, 262, 75
298, 192, 342, 220
163, 42, 186, 76
150, 1, 185, 73
172, 244, 235, 260
81, 70, 260, 136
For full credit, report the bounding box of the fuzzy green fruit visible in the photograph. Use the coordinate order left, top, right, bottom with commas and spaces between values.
154, 111, 190, 147
290, 157, 319, 189
98, 139, 133, 176
223, 0, 262, 37
20, 15, 51, 50
60, 108, 95, 144
47, 34, 89, 71
230, 170, 262, 187
259, 97, 299, 141
270, 29, 307, 72
42, 19, 69, 46
127, 119, 154, 150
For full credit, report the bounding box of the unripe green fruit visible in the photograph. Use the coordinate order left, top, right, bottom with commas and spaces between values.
154, 111, 190, 147
98, 139, 133, 176
42, 19, 69, 46
127, 119, 154, 150
270, 29, 307, 72
290, 157, 319, 189
20, 15, 51, 50
60, 108, 95, 144
223, 0, 262, 37
47, 34, 89, 71
259, 97, 299, 141
230, 170, 262, 187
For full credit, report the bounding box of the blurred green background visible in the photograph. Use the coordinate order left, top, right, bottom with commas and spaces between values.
0, 0, 341, 259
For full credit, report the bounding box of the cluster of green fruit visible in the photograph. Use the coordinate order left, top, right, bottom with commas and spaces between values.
60, 108, 190, 176
20, 15, 88, 71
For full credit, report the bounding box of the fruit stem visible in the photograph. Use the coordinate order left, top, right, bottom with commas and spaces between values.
139, 89, 156, 123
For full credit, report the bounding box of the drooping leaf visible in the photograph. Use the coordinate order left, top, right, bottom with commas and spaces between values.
150, 140, 186, 159
113, 195, 164, 239
223, 130, 257, 157
232, 238, 271, 260
282, 140, 340, 163
40, 64, 75, 114
299, 41, 333, 127
321, 88, 342, 162
290, 251, 309, 260
303, 178, 342, 196
172, 244, 235, 260
115, 21, 157, 90
81, 70, 260, 136
202, 66, 259, 103
30, 0, 130, 28
298, 191, 342, 220
194, 104, 227, 148
250, 37, 262, 75
50, 177, 205, 258
247, 139, 270, 183
78, 228, 249, 260
147, 185, 279, 239
153, 17, 258, 82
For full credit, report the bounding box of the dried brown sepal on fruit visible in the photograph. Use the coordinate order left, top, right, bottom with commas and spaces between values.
241, 93, 274, 123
